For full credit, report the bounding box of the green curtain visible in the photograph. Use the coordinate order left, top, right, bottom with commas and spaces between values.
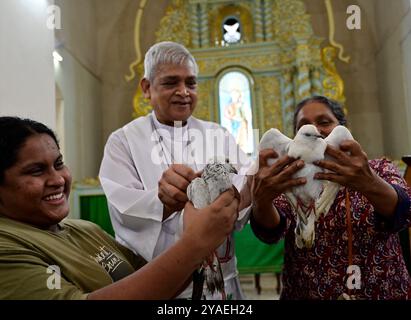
234, 223, 284, 274
80, 195, 115, 237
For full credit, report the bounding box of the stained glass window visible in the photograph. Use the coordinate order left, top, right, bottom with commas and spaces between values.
219, 71, 254, 154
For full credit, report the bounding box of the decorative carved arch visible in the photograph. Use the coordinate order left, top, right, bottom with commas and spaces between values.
131, 0, 348, 139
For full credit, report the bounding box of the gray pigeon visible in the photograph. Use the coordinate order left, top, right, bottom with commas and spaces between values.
186, 158, 238, 300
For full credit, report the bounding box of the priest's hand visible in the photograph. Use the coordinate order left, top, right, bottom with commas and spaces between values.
158, 164, 199, 220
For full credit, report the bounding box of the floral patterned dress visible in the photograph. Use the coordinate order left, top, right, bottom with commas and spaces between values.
251, 159, 411, 299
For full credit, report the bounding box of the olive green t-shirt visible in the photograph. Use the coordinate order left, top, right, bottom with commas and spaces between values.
0, 217, 146, 300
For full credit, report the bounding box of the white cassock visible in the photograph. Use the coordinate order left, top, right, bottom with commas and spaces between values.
99, 112, 252, 299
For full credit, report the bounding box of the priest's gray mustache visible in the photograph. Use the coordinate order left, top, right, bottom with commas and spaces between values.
149, 127, 259, 168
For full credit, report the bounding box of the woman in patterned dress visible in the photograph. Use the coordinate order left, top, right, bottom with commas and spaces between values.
250, 96, 411, 299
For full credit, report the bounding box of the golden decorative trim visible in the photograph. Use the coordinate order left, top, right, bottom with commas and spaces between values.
155, 0, 191, 47
125, 0, 149, 82
322, 46, 346, 105
133, 63, 152, 118
193, 79, 212, 121
324, 0, 350, 63
74, 177, 101, 188
272, 0, 312, 46
258, 76, 282, 134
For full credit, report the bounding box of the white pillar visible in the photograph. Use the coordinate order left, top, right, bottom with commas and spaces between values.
0, 0, 55, 129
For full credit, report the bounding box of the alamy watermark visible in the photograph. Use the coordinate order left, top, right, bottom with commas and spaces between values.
347, 5, 361, 30
46, 5, 61, 30
45, 4, 360, 32
346, 264, 361, 290
46, 265, 61, 290
150, 122, 258, 173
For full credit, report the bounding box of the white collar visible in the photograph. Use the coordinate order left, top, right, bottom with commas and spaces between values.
151, 111, 191, 140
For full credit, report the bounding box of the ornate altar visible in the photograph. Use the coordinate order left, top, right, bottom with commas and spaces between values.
130, 0, 347, 145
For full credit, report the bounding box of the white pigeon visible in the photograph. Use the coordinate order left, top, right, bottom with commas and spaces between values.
259, 128, 291, 166
258, 125, 354, 249
259, 125, 326, 249
315, 125, 354, 216
185, 158, 238, 300
287, 125, 327, 248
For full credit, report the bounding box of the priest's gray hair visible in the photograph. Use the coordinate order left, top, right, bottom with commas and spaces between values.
143, 41, 199, 82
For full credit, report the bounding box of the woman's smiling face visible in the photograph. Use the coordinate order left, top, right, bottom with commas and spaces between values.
0, 134, 72, 229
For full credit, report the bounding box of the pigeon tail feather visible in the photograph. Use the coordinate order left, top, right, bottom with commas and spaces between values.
315, 181, 341, 217
204, 252, 226, 299
294, 198, 317, 249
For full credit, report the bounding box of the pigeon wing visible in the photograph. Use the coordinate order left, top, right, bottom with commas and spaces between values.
324, 125, 354, 156
259, 128, 292, 166
316, 126, 354, 216
187, 177, 210, 209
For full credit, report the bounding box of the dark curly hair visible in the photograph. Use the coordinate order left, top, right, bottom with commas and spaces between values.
293, 95, 347, 133
0, 117, 59, 184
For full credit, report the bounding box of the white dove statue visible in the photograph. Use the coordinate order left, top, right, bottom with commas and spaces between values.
223, 22, 241, 43
259, 124, 353, 249
185, 158, 238, 300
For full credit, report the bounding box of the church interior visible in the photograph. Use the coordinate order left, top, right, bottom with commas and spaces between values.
1, 0, 411, 299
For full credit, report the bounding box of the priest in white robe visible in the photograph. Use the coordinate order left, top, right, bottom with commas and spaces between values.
99, 41, 252, 300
